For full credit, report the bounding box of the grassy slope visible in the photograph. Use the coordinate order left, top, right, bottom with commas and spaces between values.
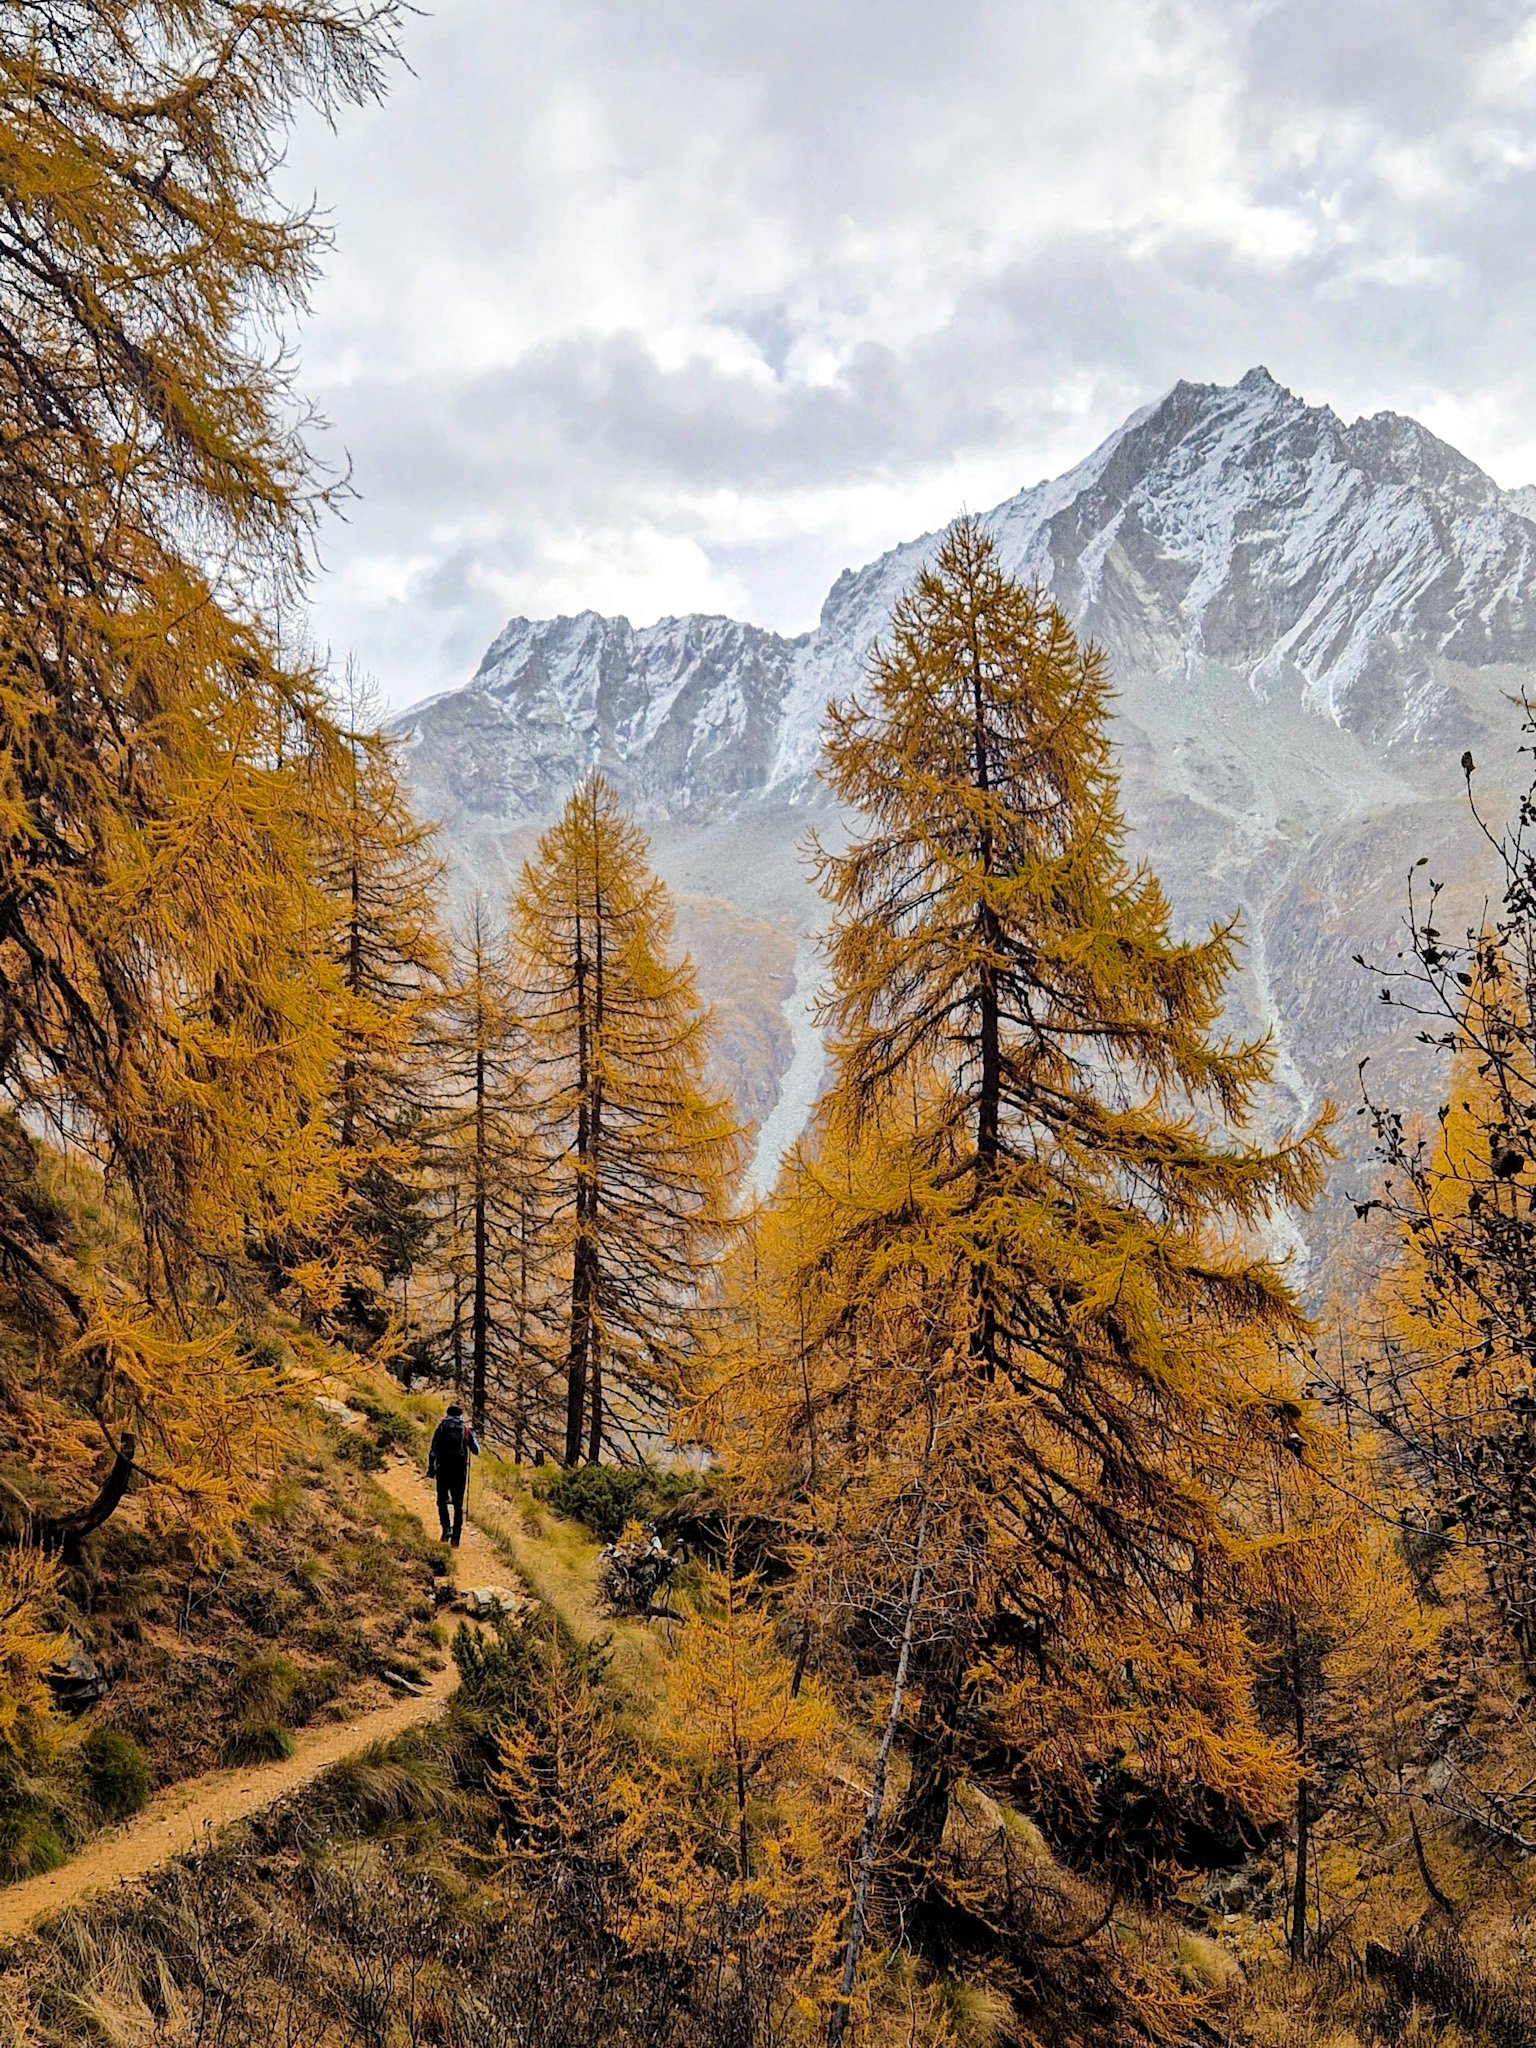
0, 1130, 455, 1884
0, 1418, 1215, 2048
8, 1368, 1536, 2048
0, 1398, 453, 1885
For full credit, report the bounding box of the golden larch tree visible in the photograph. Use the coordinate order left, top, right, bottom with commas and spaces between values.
720, 519, 1335, 1901
313, 670, 449, 1337
0, 1, 403, 1545
515, 774, 741, 1466
437, 900, 554, 1444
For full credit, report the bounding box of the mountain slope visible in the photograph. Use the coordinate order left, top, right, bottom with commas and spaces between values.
396, 369, 1536, 1250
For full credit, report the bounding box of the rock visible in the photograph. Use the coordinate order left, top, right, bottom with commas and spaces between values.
380, 1669, 429, 1697
462, 1585, 522, 1618
598, 1532, 678, 1617
45, 1637, 107, 1714
1201, 1867, 1262, 1916
313, 1396, 364, 1427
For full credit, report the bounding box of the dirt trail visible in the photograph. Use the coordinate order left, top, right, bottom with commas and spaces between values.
0, 1457, 515, 1942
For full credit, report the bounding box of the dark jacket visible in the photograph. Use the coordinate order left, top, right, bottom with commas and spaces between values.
427, 1414, 480, 1479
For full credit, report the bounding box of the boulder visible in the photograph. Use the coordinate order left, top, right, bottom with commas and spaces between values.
313, 1396, 364, 1427
462, 1585, 523, 1619
598, 1531, 678, 1617
45, 1637, 107, 1714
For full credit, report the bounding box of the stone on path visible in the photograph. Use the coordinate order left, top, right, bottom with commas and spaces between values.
462, 1585, 523, 1619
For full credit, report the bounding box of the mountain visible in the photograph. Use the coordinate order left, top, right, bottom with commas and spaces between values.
395, 368, 1536, 1263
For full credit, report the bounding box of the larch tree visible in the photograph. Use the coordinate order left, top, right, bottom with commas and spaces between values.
1345, 750, 1536, 1689
658, 1542, 836, 1887
1323, 773, 1536, 1859
437, 901, 554, 1445
0, 1, 403, 1544
515, 774, 741, 1467
721, 519, 1334, 1901
313, 668, 449, 1339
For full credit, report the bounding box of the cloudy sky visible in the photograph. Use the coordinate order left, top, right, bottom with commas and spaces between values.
283, 0, 1536, 710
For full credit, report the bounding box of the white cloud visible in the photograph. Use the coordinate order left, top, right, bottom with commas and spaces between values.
279, 0, 1536, 707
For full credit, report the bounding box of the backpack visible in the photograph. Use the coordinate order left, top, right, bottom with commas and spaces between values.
438, 1414, 470, 1466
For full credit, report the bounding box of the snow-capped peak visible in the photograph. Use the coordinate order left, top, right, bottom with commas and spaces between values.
394, 369, 1536, 1252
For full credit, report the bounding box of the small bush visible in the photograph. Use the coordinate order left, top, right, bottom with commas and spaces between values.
294, 1556, 331, 1601
1172, 1931, 1241, 1994
231, 1650, 299, 1720
372, 1410, 417, 1454
325, 1742, 453, 1830
539, 1462, 699, 1543
290, 1662, 347, 1721
335, 1431, 385, 1472
0, 1801, 65, 1881
936, 1979, 1014, 2047
351, 1391, 420, 1456
222, 1719, 295, 1766
452, 1619, 544, 1718
237, 1330, 286, 1372
80, 1728, 151, 1823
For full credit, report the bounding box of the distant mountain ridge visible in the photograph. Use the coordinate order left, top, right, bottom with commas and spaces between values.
396, 369, 1536, 1253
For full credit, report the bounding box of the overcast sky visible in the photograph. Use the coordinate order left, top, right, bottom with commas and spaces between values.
282, 0, 1536, 710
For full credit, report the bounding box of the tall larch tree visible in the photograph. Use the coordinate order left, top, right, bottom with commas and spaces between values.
515, 774, 741, 1467
437, 901, 553, 1444
0, 1, 403, 1549
722, 519, 1334, 1897
313, 668, 449, 1337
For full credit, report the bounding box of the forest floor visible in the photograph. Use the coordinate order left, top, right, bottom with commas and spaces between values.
0, 1458, 518, 1941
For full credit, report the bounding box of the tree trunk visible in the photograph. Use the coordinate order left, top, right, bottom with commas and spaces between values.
967, 584, 1001, 1379
513, 1184, 529, 1463
1290, 1777, 1310, 1964
736, 1750, 751, 1884
340, 842, 363, 1152
828, 1403, 938, 2048
587, 1329, 603, 1466
586, 823, 606, 1466
1289, 1616, 1310, 1964
448, 1185, 465, 1403
564, 906, 592, 1467
33, 1435, 137, 1554
471, 1033, 489, 1438
890, 1607, 973, 1868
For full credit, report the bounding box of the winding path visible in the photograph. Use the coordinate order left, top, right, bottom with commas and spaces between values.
0, 1458, 514, 1941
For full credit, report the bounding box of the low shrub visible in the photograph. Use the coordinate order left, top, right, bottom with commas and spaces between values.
0, 1800, 65, 1882
324, 1740, 454, 1831
230, 1650, 299, 1720
290, 1661, 347, 1722
372, 1410, 417, 1455
538, 1462, 701, 1543
222, 1719, 295, 1766
350, 1392, 421, 1457
335, 1430, 386, 1473
80, 1728, 151, 1823
1172, 1931, 1242, 1994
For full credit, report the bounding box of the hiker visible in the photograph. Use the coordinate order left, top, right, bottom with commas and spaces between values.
426, 1402, 480, 1546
